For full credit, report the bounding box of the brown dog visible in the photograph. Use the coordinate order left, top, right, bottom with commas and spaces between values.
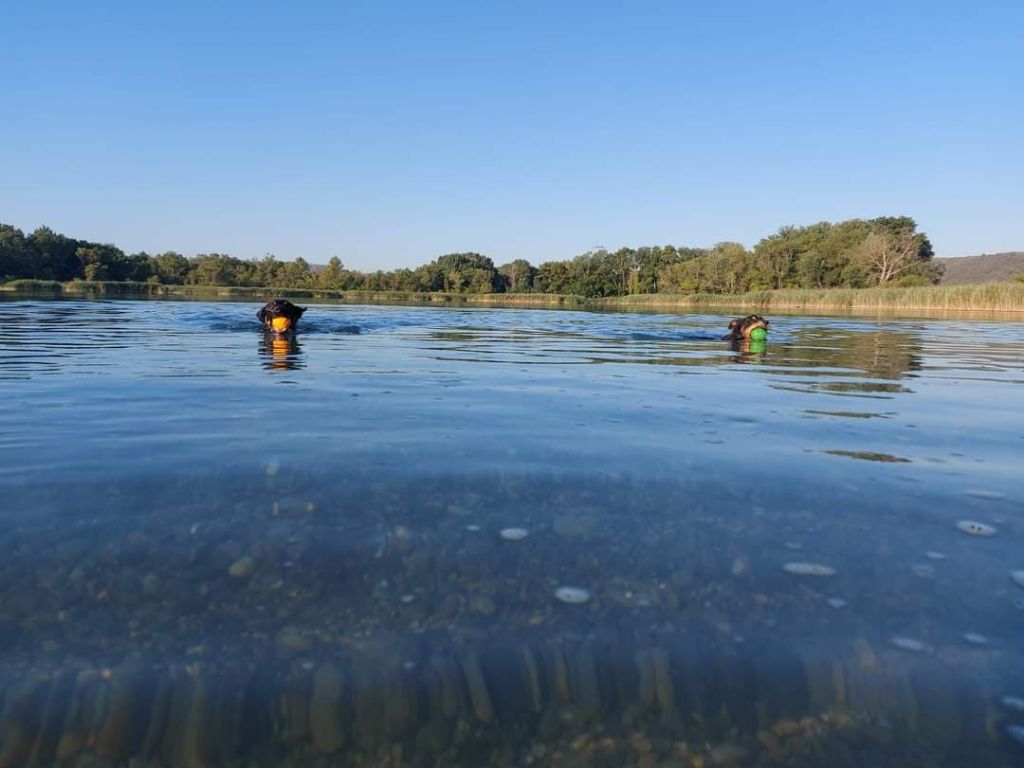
257, 299, 306, 334
724, 315, 769, 341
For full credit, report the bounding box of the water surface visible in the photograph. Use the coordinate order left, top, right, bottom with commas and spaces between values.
1, 298, 1023, 767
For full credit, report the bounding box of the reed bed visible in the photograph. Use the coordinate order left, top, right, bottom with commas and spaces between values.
600, 283, 1024, 313
4, 279, 1022, 314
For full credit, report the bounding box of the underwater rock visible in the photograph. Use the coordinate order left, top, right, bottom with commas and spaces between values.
826, 598, 848, 609
94, 665, 147, 760
499, 527, 529, 541
552, 515, 596, 540
469, 595, 496, 615
460, 654, 494, 724
956, 520, 996, 537
228, 556, 254, 578
553, 586, 592, 605
890, 636, 933, 654
782, 562, 836, 577
962, 633, 989, 646
141, 573, 161, 595
309, 664, 345, 753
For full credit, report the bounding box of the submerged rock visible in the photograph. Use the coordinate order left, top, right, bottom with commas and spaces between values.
963, 632, 990, 646
890, 636, 933, 654
782, 562, 836, 577
499, 527, 529, 541
956, 520, 996, 537
553, 586, 592, 605
228, 556, 253, 578
309, 664, 345, 753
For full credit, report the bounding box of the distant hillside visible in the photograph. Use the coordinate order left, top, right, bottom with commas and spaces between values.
936, 252, 1024, 284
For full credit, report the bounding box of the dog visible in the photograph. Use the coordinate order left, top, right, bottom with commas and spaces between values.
723, 314, 769, 341
257, 299, 306, 334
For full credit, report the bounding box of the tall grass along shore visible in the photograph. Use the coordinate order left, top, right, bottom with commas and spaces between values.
2, 279, 1022, 315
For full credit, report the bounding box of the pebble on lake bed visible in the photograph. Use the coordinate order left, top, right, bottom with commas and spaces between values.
956, 520, 996, 537
228, 556, 254, 578
826, 597, 848, 609
499, 527, 529, 541
963, 632, 990, 646
782, 562, 836, 577
553, 586, 592, 604
890, 636, 933, 654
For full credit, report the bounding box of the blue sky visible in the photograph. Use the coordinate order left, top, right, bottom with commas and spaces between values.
1, 1, 1021, 267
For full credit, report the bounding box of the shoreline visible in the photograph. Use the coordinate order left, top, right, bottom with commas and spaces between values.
2, 279, 1023, 317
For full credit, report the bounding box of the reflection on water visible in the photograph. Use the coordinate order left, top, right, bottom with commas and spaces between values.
1, 298, 1023, 766
259, 332, 304, 372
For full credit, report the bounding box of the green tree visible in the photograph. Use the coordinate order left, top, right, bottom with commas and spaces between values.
498, 259, 537, 293
857, 216, 937, 285
434, 253, 499, 293
318, 256, 346, 289
150, 251, 190, 284
28, 226, 81, 280
189, 254, 239, 285
0, 224, 30, 279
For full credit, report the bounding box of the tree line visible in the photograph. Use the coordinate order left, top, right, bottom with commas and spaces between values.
0, 216, 941, 297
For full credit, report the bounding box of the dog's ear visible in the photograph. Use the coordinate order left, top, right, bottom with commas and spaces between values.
297, 306, 307, 316
728, 319, 739, 330
257, 308, 267, 322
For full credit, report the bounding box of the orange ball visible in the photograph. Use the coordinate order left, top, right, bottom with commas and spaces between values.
270, 316, 291, 332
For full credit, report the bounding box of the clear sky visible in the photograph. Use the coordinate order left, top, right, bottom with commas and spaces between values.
1, 1, 1021, 268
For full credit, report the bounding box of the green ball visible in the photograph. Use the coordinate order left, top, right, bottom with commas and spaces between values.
749, 327, 767, 342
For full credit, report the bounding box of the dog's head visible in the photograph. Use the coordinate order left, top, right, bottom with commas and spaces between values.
257, 299, 306, 334
726, 315, 769, 340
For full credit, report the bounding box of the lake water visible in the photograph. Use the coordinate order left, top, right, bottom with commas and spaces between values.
1, 297, 1023, 767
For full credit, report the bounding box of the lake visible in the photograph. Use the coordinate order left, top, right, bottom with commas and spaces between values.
1, 298, 1022, 767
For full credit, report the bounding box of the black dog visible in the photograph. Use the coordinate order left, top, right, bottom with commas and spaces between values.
257, 299, 306, 334
724, 315, 769, 341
